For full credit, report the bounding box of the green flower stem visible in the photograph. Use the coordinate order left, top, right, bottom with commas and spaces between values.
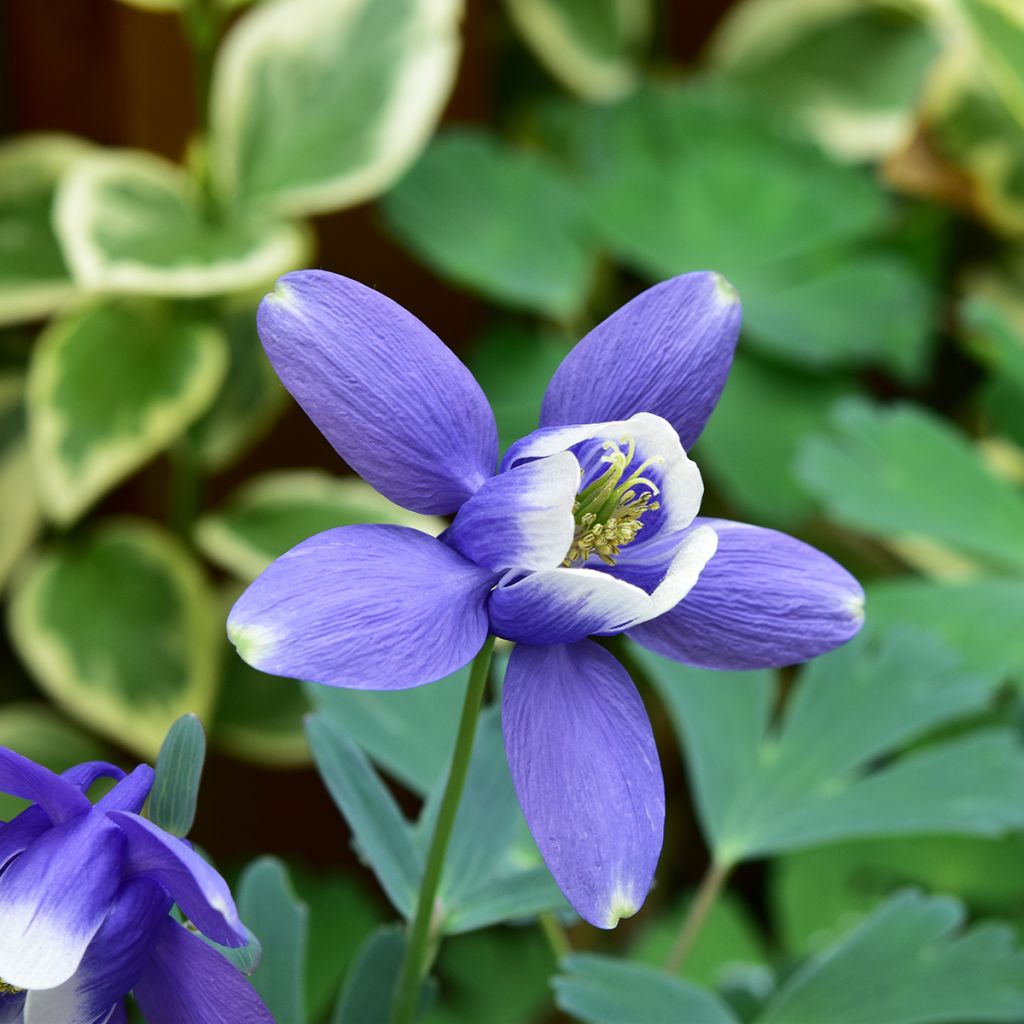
169, 436, 203, 538
180, 0, 224, 217
540, 912, 572, 963
664, 859, 733, 974
391, 635, 497, 1024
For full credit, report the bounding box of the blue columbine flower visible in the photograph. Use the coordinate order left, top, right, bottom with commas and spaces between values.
228, 270, 864, 929
0, 748, 271, 1024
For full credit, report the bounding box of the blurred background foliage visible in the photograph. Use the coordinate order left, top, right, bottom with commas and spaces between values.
4, 0, 1024, 1021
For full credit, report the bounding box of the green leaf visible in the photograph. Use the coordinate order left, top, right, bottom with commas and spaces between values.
430, 710, 568, 933
196, 469, 443, 582
55, 149, 309, 297
27, 299, 227, 526
756, 890, 1024, 1023
190, 302, 286, 471
0, 134, 89, 325
774, 833, 1024, 957
544, 83, 928, 374
8, 520, 220, 759
866, 576, 1024, 683
469, 325, 571, 452
148, 713, 207, 837
694, 354, 854, 526
554, 954, 740, 1024
643, 630, 1024, 866
306, 666, 469, 796
382, 130, 597, 319
710, 0, 940, 160
0, 374, 40, 591
961, 291, 1024, 394
796, 398, 1024, 574
961, 0, 1024, 131
238, 857, 309, 1024
333, 925, 436, 1024
210, 0, 461, 217
0, 702, 109, 821
629, 892, 766, 990
504, 0, 652, 101
305, 713, 423, 917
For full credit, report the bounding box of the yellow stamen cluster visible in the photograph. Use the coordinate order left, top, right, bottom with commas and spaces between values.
0, 979, 23, 995
563, 437, 662, 567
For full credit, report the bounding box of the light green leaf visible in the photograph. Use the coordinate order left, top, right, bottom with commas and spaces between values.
961, 0, 1024, 131
695, 354, 854, 526
190, 303, 286, 471
554, 954, 740, 1024
867, 576, 1024, 683
961, 291, 1024, 394
756, 890, 1024, 1023
7, 520, 220, 759
643, 630, 1024, 866
710, 0, 940, 160
148, 713, 207, 837
27, 299, 227, 526
0, 374, 40, 591
0, 703, 110, 821
210, 0, 462, 217
504, 0, 652, 101
382, 131, 597, 319
545, 84, 928, 374
306, 666, 469, 796
796, 398, 1024, 574
0, 134, 90, 325
305, 713, 423, 917
197, 469, 444, 582
774, 833, 1024, 956
239, 857, 309, 1024
55, 149, 309, 297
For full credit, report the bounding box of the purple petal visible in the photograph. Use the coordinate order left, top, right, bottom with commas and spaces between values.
541, 273, 742, 448
62, 762, 126, 793
0, 806, 50, 871
134, 918, 273, 1024
502, 641, 664, 928
629, 518, 865, 669
258, 270, 499, 514
108, 811, 245, 947
228, 524, 495, 690
0, 992, 24, 1024
95, 766, 154, 815
444, 451, 578, 571
0, 747, 90, 825
502, 412, 704, 539
23, 877, 170, 1024
0, 810, 125, 989
488, 526, 717, 644
105, 1004, 127, 1024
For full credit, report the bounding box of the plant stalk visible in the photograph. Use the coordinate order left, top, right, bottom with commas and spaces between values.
391, 635, 496, 1024
664, 860, 732, 974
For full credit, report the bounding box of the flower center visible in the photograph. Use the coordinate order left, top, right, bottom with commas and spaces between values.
0, 979, 23, 996
563, 437, 662, 567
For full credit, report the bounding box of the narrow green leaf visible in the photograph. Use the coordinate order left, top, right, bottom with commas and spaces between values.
0, 134, 90, 325
504, 0, 652, 101
797, 398, 1024, 574
148, 713, 207, 837
643, 630, 1024, 865
305, 713, 422, 917
8, 520, 220, 759
210, 0, 462, 216
383, 130, 597, 319
55, 149, 309, 297
27, 299, 228, 526
197, 470, 443, 582
238, 857, 309, 1024
756, 890, 1024, 1023
554, 954, 740, 1024
305, 666, 468, 797
196, 923, 263, 976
